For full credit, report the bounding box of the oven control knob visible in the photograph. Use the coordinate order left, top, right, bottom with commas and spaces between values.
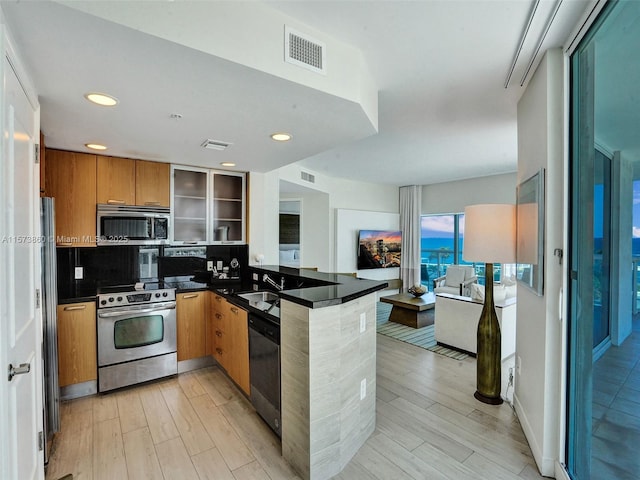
162, 292, 168, 297
100, 299, 107, 306
117, 296, 123, 302
155, 293, 161, 298
108, 297, 114, 302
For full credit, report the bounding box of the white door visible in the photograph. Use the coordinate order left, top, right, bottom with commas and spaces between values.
0, 45, 43, 480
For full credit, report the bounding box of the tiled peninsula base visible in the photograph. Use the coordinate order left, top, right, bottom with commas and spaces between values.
280, 293, 377, 480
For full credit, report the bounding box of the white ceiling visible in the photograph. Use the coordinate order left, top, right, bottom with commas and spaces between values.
1, 0, 591, 187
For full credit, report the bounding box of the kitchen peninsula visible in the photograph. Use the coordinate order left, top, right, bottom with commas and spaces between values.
249, 267, 386, 480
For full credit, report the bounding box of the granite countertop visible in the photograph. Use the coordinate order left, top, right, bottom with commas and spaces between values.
58, 268, 388, 309
251, 266, 388, 309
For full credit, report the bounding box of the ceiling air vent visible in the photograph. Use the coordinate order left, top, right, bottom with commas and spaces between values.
301, 171, 315, 184
201, 139, 232, 151
284, 26, 326, 75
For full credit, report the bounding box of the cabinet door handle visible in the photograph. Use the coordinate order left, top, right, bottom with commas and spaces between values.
215, 296, 222, 302
107, 199, 126, 204
215, 330, 222, 337
182, 294, 199, 299
56, 242, 73, 247
182, 241, 198, 245
63, 305, 86, 311
216, 348, 223, 355
215, 313, 223, 320
144, 201, 160, 206
230, 307, 238, 314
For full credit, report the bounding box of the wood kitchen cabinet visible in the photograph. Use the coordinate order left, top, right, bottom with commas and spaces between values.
136, 160, 170, 207
210, 293, 250, 395
45, 149, 97, 247
96, 156, 136, 205
176, 291, 207, 361
211, 171, 246, 243
171, 166, 209, 244
57, 302, 97, 387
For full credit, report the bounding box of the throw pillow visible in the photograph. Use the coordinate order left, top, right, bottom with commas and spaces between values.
505, 283, 517, 299
470, 283, 485, 301
494, 284, 507, 302
279, 250, 295, 263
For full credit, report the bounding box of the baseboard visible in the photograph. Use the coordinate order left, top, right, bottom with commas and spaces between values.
60, 380, 97, 400
513, 392, 556, 477
555, 461, 571, 480
178, 355, 215, 373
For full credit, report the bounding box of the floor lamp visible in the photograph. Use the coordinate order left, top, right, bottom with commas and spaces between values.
463, 204, 516, 405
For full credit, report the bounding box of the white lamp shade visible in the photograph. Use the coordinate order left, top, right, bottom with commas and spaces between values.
463, 204, 516, 264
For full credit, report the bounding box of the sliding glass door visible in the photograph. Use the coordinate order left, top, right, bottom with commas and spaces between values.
568, 1, 640, 478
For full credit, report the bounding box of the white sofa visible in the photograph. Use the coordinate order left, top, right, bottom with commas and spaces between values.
434, 293, 516, 359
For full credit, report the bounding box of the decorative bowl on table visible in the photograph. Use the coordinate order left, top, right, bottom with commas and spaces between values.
408, 284, 427, 297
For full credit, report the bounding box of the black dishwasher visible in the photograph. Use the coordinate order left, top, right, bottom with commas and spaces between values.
248, 313, 281, 437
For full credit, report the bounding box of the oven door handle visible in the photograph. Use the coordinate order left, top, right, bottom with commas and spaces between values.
97, 301, 176, 318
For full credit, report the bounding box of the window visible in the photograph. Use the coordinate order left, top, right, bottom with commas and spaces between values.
420, 214, 464, 286
421, 213, 506, 288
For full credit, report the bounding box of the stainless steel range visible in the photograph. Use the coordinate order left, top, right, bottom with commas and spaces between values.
97, 285, 177, 392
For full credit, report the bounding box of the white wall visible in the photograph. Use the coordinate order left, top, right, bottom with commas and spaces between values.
248, 171, 280, 266
250, 162, 399, 272
421, 172, 517, 214
514, 48, 565, 476
301, 193, 331, 271
335, 209, 400, 281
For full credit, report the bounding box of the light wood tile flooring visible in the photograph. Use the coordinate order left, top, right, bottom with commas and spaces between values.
46, 334, 544, 480
591, 315, 640, 480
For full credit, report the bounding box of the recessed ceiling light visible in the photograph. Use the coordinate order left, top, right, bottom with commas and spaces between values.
220, 162, 236, 167
271, 132, 292, 142
85, 143, 107, 151
84, 92, 119, 107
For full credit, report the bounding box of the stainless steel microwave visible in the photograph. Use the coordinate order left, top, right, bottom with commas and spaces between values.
97, 204, 170, 246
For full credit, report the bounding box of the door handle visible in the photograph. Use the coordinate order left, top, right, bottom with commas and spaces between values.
8, 362, 30, 381
107, 199, 126, 204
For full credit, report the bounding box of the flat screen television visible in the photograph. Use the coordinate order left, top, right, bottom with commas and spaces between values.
357, 230, 402, 269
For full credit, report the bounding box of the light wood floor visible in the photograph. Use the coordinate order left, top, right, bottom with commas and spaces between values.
591, 315, 640, 480
46, 334, 545, 480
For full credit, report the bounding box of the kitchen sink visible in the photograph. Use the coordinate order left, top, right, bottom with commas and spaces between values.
237, 291, 279, 304
236, 291, 280, 317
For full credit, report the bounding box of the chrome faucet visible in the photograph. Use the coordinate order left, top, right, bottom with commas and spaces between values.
263, 273, 284, 291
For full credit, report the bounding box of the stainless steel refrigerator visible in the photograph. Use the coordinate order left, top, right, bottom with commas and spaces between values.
41, 197, 59, 464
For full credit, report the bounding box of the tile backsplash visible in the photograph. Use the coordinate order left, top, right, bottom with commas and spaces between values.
57, 244, 248, 301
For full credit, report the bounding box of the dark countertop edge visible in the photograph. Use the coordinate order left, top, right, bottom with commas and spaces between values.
59, 296, 97, 305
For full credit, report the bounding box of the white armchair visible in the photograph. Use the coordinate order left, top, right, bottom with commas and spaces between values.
432, 265, 477, 296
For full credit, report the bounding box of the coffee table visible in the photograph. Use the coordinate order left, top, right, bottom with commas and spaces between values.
380, 292, 436, 328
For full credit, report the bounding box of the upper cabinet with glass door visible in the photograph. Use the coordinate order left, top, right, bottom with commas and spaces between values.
211, 170, 245, 244
171, 166, 210, 245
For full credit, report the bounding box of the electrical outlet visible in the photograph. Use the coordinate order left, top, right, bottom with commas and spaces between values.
360, 378, 366, 400
517, 356, 522, 375
216, 260, 223, 270
359, 312, 366, 333
74, 267, 83, 280
207, 261, 214, 271
252, 273, 259, 281
508, 367, 514, 387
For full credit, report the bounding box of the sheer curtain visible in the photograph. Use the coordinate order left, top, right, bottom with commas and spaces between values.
399, 185, 422, 291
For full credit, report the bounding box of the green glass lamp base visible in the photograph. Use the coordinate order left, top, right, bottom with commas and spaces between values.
475, 262, 503, 406
474, 390, 504, 405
